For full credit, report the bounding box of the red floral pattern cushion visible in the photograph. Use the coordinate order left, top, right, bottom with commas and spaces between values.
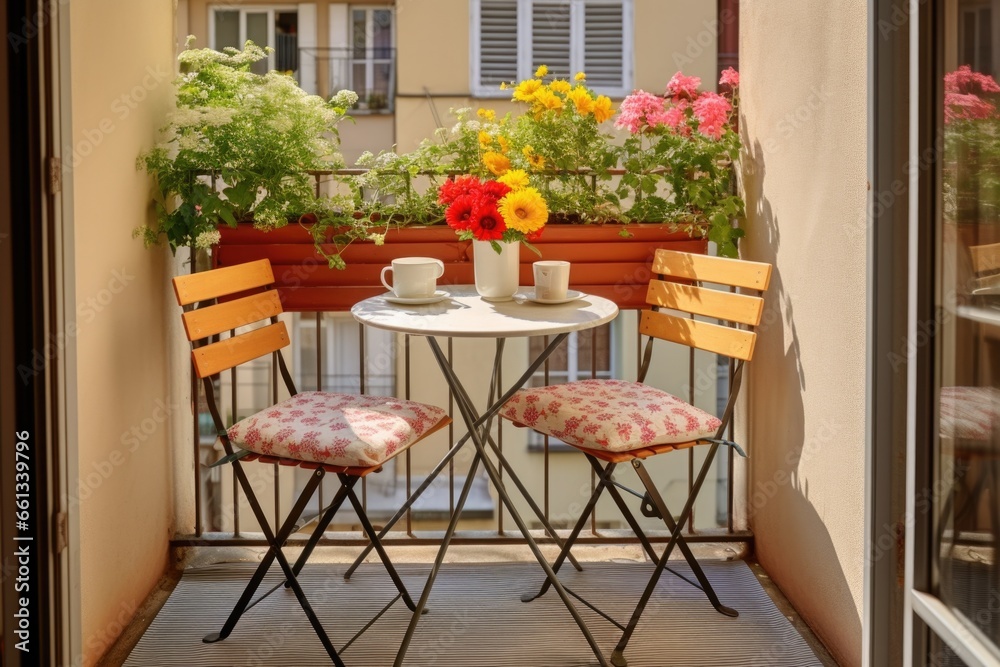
500, 379, 722, 452
227, 391, 449, 467
940, 386, 1000, 441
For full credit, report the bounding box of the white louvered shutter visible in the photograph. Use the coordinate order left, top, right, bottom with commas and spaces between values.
583, 2, 625, 89
479, 1, 519, 88
531, 1, 572, 80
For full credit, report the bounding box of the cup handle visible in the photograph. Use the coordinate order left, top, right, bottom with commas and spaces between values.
433, 259, 445, 279
380, 266, 393, 292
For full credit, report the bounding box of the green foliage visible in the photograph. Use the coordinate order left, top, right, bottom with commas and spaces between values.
136, 46, 746, 264
136, 38, 363, 252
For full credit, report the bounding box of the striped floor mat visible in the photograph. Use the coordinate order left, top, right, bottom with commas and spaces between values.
124, 560, 821, 666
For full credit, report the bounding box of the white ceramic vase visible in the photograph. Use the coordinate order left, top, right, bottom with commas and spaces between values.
473, 239, 520, 301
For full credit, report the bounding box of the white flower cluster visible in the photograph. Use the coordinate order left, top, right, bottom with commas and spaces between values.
194, 229, 221, 249
331, 89, 359, 109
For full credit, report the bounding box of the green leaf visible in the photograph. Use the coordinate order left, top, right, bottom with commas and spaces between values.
217, 206, 237, 226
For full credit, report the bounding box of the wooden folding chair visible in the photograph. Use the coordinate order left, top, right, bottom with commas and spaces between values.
500, 249, 771, 667
173, 259, 450, 666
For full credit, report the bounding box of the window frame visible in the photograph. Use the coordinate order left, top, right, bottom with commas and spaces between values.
469, 0, 634, 98
208, 4, 299, 73
349, 5, 396, 111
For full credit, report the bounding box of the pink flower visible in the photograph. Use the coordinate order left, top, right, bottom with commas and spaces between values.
945, 92, 996, 123
666, 71, 702, 101
943, 66, 1000, 123
945, 65, 1000, 94
662, 101, 689, 131
615, 90, 670, 134
719, 67, 740, 88
692, 92, 732, 140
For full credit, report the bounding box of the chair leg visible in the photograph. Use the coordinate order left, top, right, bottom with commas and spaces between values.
286, 478, 355, 584
583, 456, 660, 564
610, 445, 735, 667
207, 464, 346, 667
631, 456, 737, 617
343, 437, 468, 580
343, 474, 423, 613
522, 459, 616, 602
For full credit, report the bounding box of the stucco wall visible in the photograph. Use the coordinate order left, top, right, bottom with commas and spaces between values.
68, 0, 176, 663
738, 2, 867, 666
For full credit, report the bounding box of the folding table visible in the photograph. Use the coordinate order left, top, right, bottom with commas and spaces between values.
351, 285, 619, 666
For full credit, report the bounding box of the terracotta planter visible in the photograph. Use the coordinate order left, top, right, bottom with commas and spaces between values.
213, 222, 708, 311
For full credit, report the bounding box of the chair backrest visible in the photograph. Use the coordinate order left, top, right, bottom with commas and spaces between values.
971, 242, 1000, 275
640, 250, 772, 362
172, 259, 289, 378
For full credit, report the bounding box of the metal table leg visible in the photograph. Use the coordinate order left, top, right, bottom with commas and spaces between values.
393, 335, 610, 667
346, 333, 582, 578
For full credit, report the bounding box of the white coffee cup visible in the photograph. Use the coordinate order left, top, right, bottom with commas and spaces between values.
381, 257, 445, 298
533, 260, 571, 301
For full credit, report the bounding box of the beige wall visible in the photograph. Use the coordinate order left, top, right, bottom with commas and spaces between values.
68, 0, 176, 664
738, 2, 867, 666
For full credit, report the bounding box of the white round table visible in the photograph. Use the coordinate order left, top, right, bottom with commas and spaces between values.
350, 285, 620, 666
350, 285, 620, 338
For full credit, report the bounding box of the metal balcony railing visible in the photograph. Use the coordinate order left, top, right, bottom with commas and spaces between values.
298, 47, 395, 112
174, 170, 750, 550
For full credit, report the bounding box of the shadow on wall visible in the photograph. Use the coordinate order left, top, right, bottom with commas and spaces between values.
738, 134, 861, 664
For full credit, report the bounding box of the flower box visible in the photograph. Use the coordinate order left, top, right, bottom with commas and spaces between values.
213, 222, 707, 311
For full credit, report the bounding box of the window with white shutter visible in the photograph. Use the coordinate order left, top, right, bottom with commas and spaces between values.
471, 0, 632, 97
531, 2, 572, 81
478, 1, 519, 88
583, 3, 626, 89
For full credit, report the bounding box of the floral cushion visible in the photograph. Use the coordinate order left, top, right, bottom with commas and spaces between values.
227, 391, 449, 468
499, 379, 722, 453
940, 386, 1000, 441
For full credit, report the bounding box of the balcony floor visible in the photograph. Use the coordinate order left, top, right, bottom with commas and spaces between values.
101, 545, 836, 666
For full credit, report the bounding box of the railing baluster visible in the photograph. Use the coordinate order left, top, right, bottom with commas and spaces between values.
359, 321, 367, 520
688, 312, 696, 533
273, 351, 280, 532
498, 351, 505, 534
405, 334, 413, 536
543, 335, 550, 527
316, 312, 323, 516
231, 331, 239, 537
448, 337, 454, 516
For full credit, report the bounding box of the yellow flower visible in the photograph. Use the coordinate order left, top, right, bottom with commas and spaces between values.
533, 87, 564, 112
500, 82, 509, 90
482, 151, 511, 176
478, 131, 493, 149
497, 169, 530, 190
499, 187, 548, 234
523, 146, 547, 171
513, 78, 543, 102
535, 64, 549, 78
497, 135, 510, 153
549, 79, 571, 94
592, 95, 614, 123
477, 108, 496, 121
567, 86, 594, 115
574, 71, 587, 82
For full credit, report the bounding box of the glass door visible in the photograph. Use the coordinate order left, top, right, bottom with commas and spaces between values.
917, 0, 1000, 663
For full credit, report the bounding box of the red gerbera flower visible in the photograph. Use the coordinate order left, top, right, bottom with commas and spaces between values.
445, 194, 476, 231
438, 175, 483, 205
470, 198, 507, 241
480, 179, 511, 202
525, 228, 544, 242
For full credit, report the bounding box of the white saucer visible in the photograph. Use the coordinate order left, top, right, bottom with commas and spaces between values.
523, 289, 586, 305
383, 290, 450, 305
